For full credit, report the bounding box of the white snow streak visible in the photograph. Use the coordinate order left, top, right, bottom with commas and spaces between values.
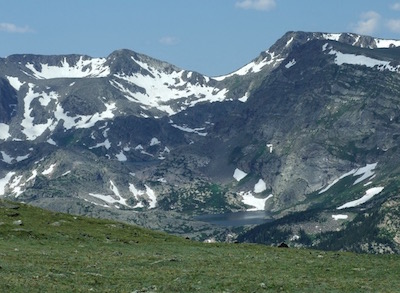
319, 163, 378, 194
145, 185, 157, 209
337, 187, 384, 209
62, 170, 71, 176
214, 51, 284, 80
171, 124, 207, 136
332, 214, 348, 220
353, 163, 377, 185
26, 170, 37, 182
129, 183, 145, 208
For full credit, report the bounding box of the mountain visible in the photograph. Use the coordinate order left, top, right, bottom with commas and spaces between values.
1, 31, 400, 251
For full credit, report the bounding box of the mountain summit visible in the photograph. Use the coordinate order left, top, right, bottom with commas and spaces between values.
1, 31, 400, 252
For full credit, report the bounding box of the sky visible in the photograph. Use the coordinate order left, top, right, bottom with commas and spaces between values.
1, 0, 400, 76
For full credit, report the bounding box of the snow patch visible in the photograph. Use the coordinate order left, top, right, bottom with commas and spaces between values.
89, 139, 111, 150
47, 138, 57, 146
55, 101, 116, 130
135, 145, 144, 151
214, 51, 284, 80
233, 168, 247, 182
0, 151, 13, 164
239, 191, 273, 211
0, 151, 30, 164
337, 187, 384, 210
42, 163, 56, 175
328, 49, 400, 72
323, 33, 341, 41
254, 179, 267, 193
150, 137, 161, 146
332, 214, 348, 220
238, 92, 249, 103
266, 144, 273, 153
6, 76, 25, 90
285, 59, 296, 69
0, 171, 16, 195
375, 38, 400, 48
9, 175, 24, 197
116, 150, 127, 162
21, 84, 56, 140
128, 183, 157, 209
0, 123, 10, 140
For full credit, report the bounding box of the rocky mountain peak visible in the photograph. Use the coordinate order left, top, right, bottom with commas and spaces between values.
269, 31, 400, 57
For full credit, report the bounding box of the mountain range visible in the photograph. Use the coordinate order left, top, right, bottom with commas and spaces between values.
1, 31, 400, 252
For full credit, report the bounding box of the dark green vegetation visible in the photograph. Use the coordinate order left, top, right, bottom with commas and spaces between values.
2, 200, 400, 292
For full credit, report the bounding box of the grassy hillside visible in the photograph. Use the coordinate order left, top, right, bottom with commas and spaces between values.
1, 200, 400, 292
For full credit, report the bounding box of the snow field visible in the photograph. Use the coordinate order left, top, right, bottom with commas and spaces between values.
25, 57, 110, 79
239, 191, 273, 211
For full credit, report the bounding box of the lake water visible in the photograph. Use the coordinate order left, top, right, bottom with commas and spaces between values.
194, 210, 273, 227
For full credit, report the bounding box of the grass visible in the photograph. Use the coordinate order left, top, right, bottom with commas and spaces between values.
1, 200, 400, 292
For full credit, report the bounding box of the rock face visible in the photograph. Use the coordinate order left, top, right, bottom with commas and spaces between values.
2, 31, 400, 251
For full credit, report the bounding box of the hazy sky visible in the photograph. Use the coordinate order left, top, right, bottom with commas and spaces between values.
1, 0, 400, 76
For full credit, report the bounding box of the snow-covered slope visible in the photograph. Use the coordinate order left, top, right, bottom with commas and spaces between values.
2, 31, 400, 248
25, 56, 110, 79
214, 31, 400, 80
